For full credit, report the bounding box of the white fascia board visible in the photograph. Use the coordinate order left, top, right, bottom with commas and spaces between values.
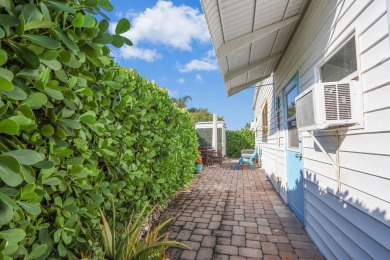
252, 84, 260, 110
227, 74, 272, 97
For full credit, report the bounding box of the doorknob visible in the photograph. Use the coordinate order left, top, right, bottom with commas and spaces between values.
295, 153, 302, 159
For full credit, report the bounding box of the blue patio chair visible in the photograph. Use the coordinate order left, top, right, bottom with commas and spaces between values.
237, 146, 259, 170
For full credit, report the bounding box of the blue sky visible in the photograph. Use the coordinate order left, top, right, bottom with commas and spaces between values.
107, 0, 255, 130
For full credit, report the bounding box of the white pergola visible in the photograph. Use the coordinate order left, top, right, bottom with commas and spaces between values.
201, 0, 308, 96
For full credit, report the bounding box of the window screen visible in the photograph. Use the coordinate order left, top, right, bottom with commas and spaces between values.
286, 86, 299, 150
287, 86, 297, 119
288, 119, 299, 149
320, 37, 357, 82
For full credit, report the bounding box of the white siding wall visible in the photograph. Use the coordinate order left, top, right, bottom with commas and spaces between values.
254, 0, 390, 258
254, 78, 288, 202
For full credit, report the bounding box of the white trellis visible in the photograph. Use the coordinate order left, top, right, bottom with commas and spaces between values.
195, 117, 226, 156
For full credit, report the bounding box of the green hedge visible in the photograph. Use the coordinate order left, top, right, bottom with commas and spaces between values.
0, 0, 198, 258
226, 129, 255, 157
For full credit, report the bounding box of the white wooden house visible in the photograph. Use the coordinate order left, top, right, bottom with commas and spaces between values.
201, 0, 390, 259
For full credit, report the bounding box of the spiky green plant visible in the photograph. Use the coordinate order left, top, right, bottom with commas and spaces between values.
100, 203, 189, 260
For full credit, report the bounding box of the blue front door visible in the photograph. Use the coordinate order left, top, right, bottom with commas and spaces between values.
285, 74, 304, 223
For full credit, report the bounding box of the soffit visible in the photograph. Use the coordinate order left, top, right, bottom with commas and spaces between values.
201, 0, 307, 96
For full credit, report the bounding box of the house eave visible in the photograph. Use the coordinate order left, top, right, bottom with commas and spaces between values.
201, 0, 308, 96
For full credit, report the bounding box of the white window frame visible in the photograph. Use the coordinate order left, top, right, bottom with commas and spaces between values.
285, 84, 300, 151
388, 1, 390, 48
315, 29, 361, 83
314, 28, 364, 131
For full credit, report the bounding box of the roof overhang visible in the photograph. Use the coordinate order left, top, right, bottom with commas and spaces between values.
201, 0, 308, 96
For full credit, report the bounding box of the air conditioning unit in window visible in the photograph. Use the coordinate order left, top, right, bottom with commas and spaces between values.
295, 81, 361, 131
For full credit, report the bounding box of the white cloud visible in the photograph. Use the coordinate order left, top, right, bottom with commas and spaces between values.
109, 22, 162, 62
114, 1, 209, 52
195, 74, 204, 83
168, 89, 178, 97
115, 9, 138, 19
117, 45, 162, 62
177, 78, 185, 84
179, 49, 218, 73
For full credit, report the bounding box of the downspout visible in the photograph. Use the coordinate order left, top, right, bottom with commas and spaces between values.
336, 130, 341, 192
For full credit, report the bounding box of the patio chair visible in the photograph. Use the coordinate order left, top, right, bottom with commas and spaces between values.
211, 148, 223, 165
198, 147, 212, 166
237, 146, 259, 170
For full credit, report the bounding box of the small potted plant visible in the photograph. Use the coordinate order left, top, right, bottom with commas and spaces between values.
195, 155, 203, 174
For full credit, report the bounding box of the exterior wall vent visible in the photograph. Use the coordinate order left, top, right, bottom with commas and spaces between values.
296, 81, 360, 131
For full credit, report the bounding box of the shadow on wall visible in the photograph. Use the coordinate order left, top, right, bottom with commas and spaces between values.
267, 171, 286, 201
287, 169, 304, 223
266, 167, 390, 258
305, 131, 390, 225
304, 171, 390, 258
305, 171, 390, 226
264, 132, 390, 257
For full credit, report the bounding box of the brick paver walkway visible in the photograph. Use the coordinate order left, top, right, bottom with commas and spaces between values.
159, 162, 324, 260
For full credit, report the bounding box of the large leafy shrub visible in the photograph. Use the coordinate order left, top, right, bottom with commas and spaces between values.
0, 0, 198, 258
188, 108, 223, 122
226, 129, 255, 157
